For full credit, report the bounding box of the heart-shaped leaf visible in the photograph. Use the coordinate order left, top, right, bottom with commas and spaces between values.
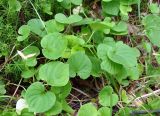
17, 25, 30, 41
67, 52, 92, 79
41, 33, 67, 60
39, 61, 69, 86
102, 1, 120, 16
25, 82, 56, 113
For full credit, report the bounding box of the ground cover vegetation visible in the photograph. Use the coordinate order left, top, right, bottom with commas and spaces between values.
0, 0, 160, 115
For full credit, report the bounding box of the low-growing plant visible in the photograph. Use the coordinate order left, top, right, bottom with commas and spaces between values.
0, 0, 160, 116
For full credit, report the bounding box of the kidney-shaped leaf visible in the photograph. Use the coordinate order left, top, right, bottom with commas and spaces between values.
25, 82, 56, 113
39, 61, 69, 86
67, 52, 92, 79
17, 25, 30, 41
41, 33, 67, 60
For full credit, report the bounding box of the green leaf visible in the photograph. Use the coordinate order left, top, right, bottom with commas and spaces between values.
23, 46, 40, 57
41, 33, 67, 60
25, 82, 56, 113
107, 41, 139, 67
51, 82, 72, 99
27, 19, 46, 37
99, 86, 118, 107
55, 13, 82, 24
71, 0, 82, 5
59, 0, 71, 9
89, 56, 102, 77
120, 5, 132, 15
39, 61, 69, 86
58, 0, 82, 7
97, 43, 114, 60
24, 58, 37, 67
22, 46, 40, 67
73, 18, 94, 26
77, 103, 98, 116
45, 19, 64, 33
149, 3, 160, 14
143, 42, 152, 53
156, 54, 160, 64
98, 107, 112, 116
68, 14, 83, 24
45, 101, 62, 116
121, 90, 129, 104
111, 21, 128, 35
40, 1, 52, 15
0, 81, 6, 95
8, 0, 21, 12
62, 100, 74, 113
127, 66, 140, 80
67, 52, 92, 79
102, 1, 120, 16
17, 25, 30, 41
115, 107, 131, 116
103, 37, 116, 45
142, 15, 160, 47
57, 0, 64, 2
120, 0, 139, 5
1, 111, 17, 116
149, 98, 160, 109
101, 57, 123, 75
20, 108, 34, 116
65, 35, 85, 48
55, 13, 68, 24
103, 0, 112, 2
21, 68, 36, 79
90, 19, 115, 33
